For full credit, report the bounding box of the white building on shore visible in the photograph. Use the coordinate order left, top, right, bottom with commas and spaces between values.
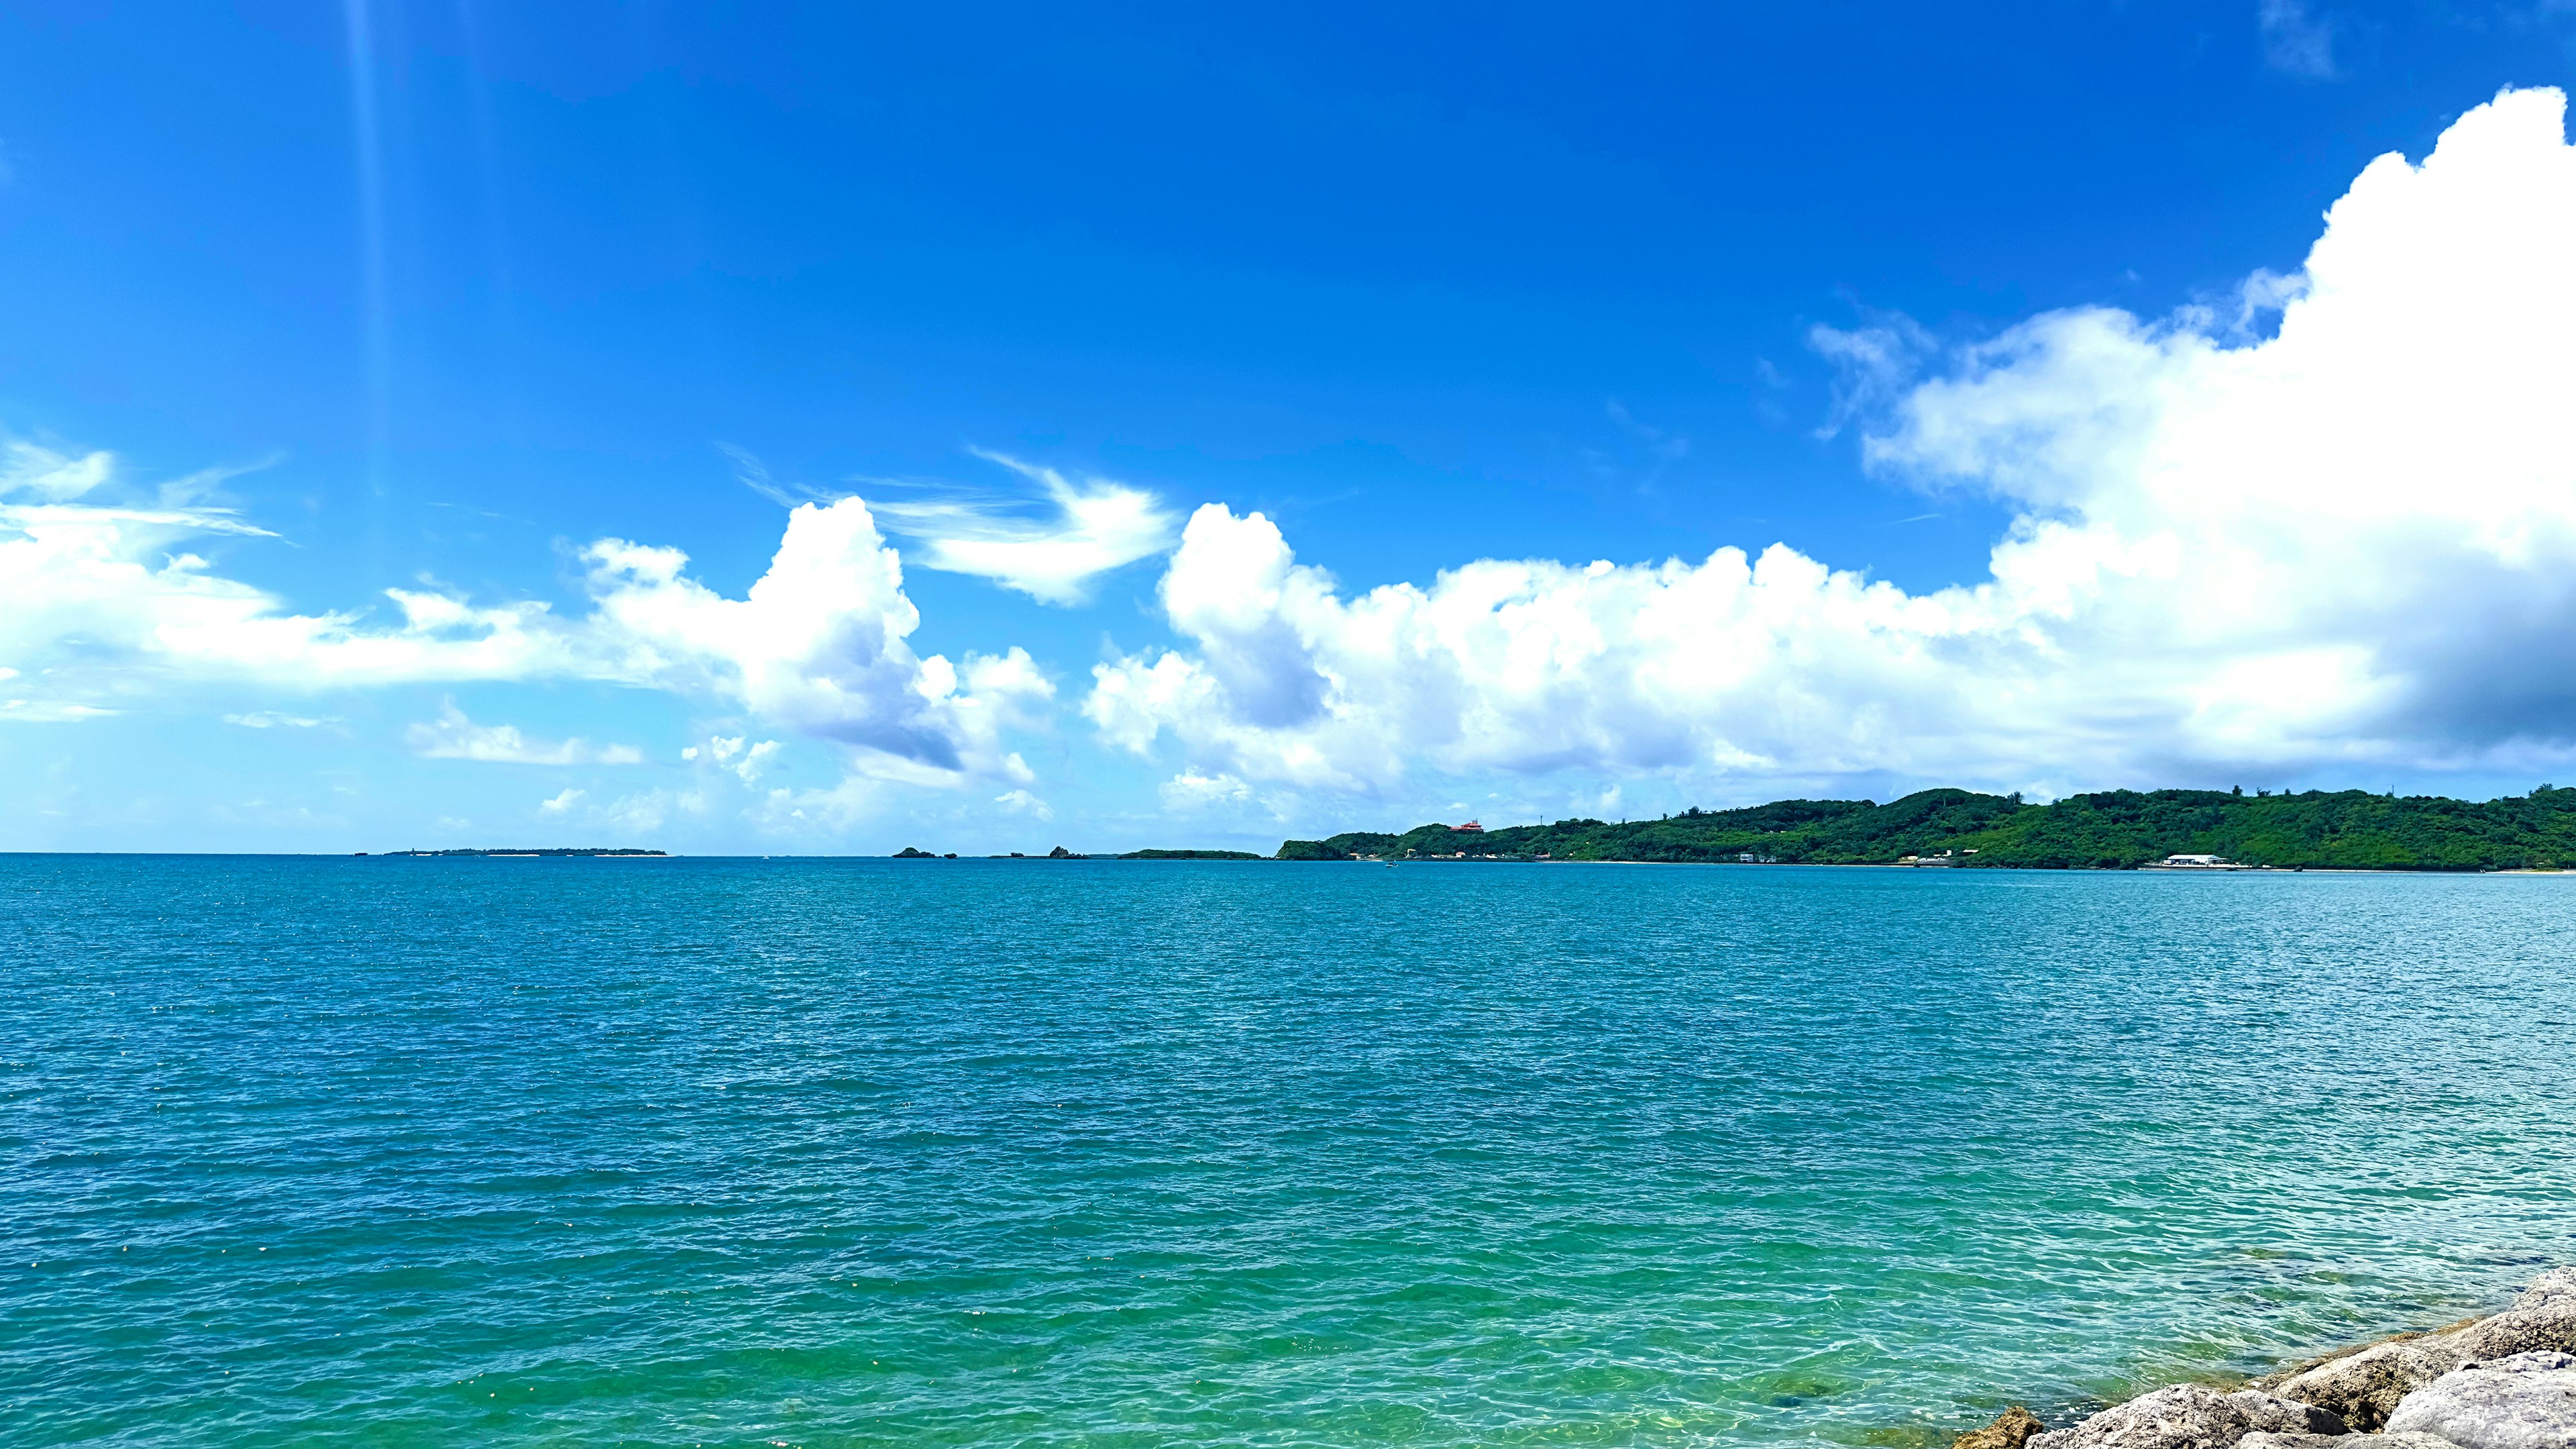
2145, 853, 2251, 870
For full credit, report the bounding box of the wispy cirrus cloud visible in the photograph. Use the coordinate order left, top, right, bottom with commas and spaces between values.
1806, 309, 1935, 439
722, 444, 1177, 606
2259, 0, 2337, 78
224, 710, 332, 729
869, 451, 1178, 606
1, 698, 112, 722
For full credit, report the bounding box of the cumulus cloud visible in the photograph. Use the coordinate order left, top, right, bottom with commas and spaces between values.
684, 735, 782, 784
581, 499, 1050, 777
1087, 89, 2576, 798
1087, 504, 1972, 794
1, 455, 1047, 786
406, 702, 645, 765
994, 787, 1054, 820
872, 451, 1177, 605
1159, 768, 1256, 811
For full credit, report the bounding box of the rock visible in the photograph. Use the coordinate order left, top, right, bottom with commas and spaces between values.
2028, 1384, 2341, 1449
2237, 1435, 2465, 1449
2253, 1334, 2426, 1394
2229, 1391, 2348, 1436
2279, 1338, 2471, 1431
1957, 1406, 2047, 1449
2385, 1351, 2576, 1449
2515, 1271, 2576, 1315
2454, 1309, 2576, 1362
2246, 1423, 2463, 1433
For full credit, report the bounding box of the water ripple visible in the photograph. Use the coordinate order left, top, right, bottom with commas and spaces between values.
3, 859, 2572, 1446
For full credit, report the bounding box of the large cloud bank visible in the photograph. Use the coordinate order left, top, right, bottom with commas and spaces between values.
0, 450, 1041, 780
1087, 89, 2576, 799
17, 89, 2576, 818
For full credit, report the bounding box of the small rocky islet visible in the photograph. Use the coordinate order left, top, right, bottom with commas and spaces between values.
1953, 1267, 2576, 1449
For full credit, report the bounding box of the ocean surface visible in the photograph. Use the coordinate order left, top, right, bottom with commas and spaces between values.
5, 857, 2574, 1448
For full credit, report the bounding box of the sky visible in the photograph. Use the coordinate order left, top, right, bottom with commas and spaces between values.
5, 1, 2576, 855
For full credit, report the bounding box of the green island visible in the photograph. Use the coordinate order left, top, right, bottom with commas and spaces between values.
1273, 786, 2576, 870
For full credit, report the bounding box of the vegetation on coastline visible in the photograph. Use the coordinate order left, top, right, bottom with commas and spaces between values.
1275, 786, 2576, 870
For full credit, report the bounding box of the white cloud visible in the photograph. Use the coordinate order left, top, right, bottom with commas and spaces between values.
596, 786, 704, 836
1159, 767, 1254, 810
2258, 0, 2337, 78
1087, 502, 1955, 794
223, 711, 330, 729
3, 441, 113, 500
1807, 310, 1935, 440
406, 702, 645, 765
1, 458, 1049, 786
994, 786, 1055, 820
872, 451, 1177, 605
700, 735, 782, 784
1, 698, 112, 722
580, 498, 1052, 777
0, 450, 580, 708
539, 788, 586, 814
749, 772, 890, 833
1087, 89, 2576, 798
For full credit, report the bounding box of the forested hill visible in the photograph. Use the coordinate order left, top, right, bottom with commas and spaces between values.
1274, 787, 2576, 870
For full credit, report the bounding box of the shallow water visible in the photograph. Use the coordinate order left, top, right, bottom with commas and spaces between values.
5, 857, 2573, 1446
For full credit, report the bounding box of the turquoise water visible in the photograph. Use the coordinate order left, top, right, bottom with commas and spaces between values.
6, 859, 2573, 1447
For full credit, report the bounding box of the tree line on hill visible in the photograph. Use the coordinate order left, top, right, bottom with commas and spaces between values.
1271, 786, 2576, 870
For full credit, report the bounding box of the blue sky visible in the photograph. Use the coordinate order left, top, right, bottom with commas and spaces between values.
5, 1, 2576, 853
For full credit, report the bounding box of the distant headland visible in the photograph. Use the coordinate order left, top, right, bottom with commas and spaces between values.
1275, 786, 2576, 870
361, 848, 669, 859
904, 786, 2576, 871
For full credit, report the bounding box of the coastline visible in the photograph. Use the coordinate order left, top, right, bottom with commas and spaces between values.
1275, 857, 2576, 873
1947, 1267, 2576, 1449
1277, 786, 2576, 871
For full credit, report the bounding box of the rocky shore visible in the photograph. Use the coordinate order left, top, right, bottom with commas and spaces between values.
1955, 1268, 2576, 1449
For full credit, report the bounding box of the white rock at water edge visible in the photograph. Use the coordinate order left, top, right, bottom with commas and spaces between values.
2383, 1351, 2576, 1449
2278, 1340, 2472, 1433
2514, 1271, 2576, 1315
2027, 1385, 2344, 1449
2246, 1423, 2483, 1433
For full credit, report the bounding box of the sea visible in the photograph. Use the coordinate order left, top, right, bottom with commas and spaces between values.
5, 856, 2573, 1447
